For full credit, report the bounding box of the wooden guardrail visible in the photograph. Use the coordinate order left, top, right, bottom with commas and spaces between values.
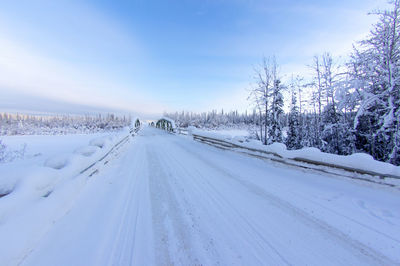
192, 133, 400, 187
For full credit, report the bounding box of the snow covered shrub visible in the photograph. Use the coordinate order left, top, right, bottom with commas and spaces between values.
249, 128, 261, 141
0, 140, 6, 162
0, 141, 27, 163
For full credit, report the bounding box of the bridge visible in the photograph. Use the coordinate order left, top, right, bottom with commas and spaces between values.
4, 124, 399, 265
155, 117, 176, 132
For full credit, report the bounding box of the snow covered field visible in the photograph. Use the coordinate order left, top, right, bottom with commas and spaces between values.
1, 133, 113, 163
1, 126, 399, 265
0, 131, 129, 192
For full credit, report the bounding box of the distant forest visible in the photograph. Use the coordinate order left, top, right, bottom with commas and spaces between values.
166, 1, 400, 166
0, 113, 131, 135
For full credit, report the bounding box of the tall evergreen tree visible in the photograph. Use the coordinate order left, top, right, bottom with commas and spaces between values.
269, 79, 284, 143
286, 87, 302, 149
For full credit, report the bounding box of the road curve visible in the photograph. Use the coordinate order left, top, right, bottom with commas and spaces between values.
21, 127, 400, 266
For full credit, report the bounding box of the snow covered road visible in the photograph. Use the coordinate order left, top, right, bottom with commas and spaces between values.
10, 127, 400, 265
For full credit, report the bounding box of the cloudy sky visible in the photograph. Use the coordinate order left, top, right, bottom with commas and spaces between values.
0, 0, 388, 117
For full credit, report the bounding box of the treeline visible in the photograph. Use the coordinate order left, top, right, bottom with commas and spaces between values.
0, 113, 131, 135
167, 1, 400, 166
164, 110, 257, 128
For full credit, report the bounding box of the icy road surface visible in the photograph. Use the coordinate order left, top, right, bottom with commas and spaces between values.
18, 127, 400, 265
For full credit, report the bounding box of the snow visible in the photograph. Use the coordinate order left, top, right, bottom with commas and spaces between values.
191, 129, 238, 141
206, 129, 250, 138
288, 148, 400, 177
74, 146, 100, 157
0, 128, 130, 205
44, 154, 70, 169
0, 126, 399, 265
0, 134, 103, 196
89, 137, 109, 148
187, 126, 196, 135
191, 129, 400, 180
187, 128, 250, 142
1, 133, 111, 163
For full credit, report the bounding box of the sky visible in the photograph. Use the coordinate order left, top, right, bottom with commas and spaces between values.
0, 0, 389, 118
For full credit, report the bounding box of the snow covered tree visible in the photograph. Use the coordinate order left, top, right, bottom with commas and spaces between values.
269, 79, 284, 143
321, 103, 355, 155
320, 53, 343, 154
308, 55, 326, 149
350, 0, 400, 164
249, 57, 276, 144
167, 2, 400, 165
286, 83, 302, 149
0, 113, 130, 135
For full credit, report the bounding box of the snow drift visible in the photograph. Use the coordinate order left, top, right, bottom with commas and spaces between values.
0, 128, 130, 203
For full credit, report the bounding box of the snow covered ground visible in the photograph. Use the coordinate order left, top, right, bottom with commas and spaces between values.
1, 133, 112, 163
0, 128, 131, 240
205, 128, 250, 137
0, 131, 129, 194
1, 126, 399, 265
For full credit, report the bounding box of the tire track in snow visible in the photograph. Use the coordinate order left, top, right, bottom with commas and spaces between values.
149, 144, 224, 265
170, 137, 397, 265
147, 143, 202, 265
162, 142, 290, 265
106, 144, 146, 265
94, 138, 154, 266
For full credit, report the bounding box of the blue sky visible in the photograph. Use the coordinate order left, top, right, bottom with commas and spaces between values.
0, 0, 388, 117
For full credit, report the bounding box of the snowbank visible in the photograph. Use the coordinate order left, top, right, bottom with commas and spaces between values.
0, 128, 130, 203
74, 145, 100, 157
89, 137, 110, 148
286, 148, 400, 177
208, 129, 250, 138
184, 128, 249, 139
191, 129, 400, 180
44, 154, 70, 169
